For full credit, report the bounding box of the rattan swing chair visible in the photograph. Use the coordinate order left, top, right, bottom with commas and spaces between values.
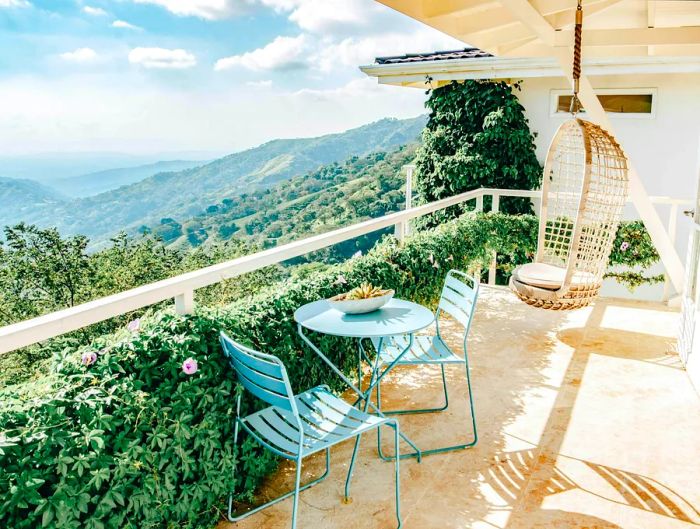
509, 0, 630, 310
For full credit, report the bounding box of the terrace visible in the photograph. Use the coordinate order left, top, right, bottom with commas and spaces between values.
2, 1, 700, 529
222, 288, 700, 529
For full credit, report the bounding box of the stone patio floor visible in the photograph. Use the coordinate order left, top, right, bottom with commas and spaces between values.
219, 287, 700, 529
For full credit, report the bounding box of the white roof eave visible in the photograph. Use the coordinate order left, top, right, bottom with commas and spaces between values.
360, 55, 700, 86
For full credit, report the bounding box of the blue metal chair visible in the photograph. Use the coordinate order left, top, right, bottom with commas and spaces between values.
220, 332, 403, 529
370, 269, 479, 459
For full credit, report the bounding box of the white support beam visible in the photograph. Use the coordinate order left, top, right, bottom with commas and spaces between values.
423, 0, 500, 20
554, 27, 700, 47
547, 0, 625, 29
499, 0, 556, 45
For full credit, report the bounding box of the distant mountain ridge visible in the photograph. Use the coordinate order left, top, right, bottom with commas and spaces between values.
51, 160, 207, 197
3, 115, 426, 244
0, 177, 66, 232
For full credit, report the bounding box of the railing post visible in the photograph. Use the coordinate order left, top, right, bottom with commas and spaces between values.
663, 203, 679, 301
476, 194, 484, 212
394, 164, 415, 242
175, 290, 194, 315
487, 193, 499, 285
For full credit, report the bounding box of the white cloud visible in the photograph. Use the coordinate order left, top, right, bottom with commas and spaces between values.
313, 29, 463, 72
246, 79, 273, 88
60, 48, 98, 62
83, 5, 108, 16
129, 47, 197, 69
132, 0, 255, 20
0, 0, 30, 7
215, 35, 308, 72
112, 20, 142, 30
288, 0, 383, 34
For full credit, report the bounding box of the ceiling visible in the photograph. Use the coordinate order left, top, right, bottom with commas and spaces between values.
376, 0, 700, 57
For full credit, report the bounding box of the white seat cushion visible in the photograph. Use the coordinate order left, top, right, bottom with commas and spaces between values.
515, 263, 566, 290
514, 262, 596, 291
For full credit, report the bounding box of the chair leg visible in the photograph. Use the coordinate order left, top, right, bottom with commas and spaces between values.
377, 360, 477, 461
291, 457, 303, 529
227, 448, 331, 523
390, 419, 402, 529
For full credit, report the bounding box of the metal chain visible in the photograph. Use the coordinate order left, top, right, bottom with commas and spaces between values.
570, 0, 583, 115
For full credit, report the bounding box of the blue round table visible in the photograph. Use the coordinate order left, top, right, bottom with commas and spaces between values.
294, 298, 434, 461
294, 298, 434, 338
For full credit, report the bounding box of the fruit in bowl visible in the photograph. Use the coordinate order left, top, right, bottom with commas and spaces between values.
329, 283, 394, 315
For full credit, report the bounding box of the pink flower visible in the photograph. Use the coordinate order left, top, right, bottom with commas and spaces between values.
620, 241, 630, 252
127, 318, 140, 332
182, 358, 198, 375
81, 351, 97, 366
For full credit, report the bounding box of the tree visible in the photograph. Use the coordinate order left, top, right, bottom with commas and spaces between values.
0, 223, 92, 324
414, 80, 541, 216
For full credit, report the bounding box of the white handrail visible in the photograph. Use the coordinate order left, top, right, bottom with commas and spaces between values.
0, 185, 691, 355
0, 187, 487, 354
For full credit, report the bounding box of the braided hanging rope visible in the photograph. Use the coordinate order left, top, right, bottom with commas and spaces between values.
570, 0, 583, 114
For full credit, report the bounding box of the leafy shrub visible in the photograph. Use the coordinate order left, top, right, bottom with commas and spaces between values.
414, 80, 542, 217
605, 220, 664, 289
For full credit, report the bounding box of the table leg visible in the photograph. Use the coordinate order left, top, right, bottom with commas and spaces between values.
358, 335, 428, 461
297, 324, 422, 461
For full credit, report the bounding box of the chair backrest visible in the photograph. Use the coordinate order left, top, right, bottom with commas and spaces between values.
219, 332, 297, 413
436, 270, 479, 339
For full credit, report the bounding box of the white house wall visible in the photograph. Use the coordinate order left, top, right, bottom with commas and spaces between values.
516, 73, 700, 301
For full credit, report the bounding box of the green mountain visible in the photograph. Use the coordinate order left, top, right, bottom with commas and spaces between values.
0, 177, 66, 230
154, 144, 419, 256
8, 116, 425, 243
51, 160, 207, 197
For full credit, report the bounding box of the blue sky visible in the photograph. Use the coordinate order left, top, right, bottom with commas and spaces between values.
0, 0, 461, 155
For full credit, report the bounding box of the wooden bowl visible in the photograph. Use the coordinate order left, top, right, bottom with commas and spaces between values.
328, 290, 394, 315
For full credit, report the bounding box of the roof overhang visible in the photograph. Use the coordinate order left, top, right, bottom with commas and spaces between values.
374, 0, 700, 59
361, 54, 700, 88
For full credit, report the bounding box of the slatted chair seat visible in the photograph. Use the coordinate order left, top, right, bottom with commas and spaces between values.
241, 386, 385, 458
372, 335, 463, 365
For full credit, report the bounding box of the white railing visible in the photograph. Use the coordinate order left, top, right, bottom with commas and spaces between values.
0, 165, 691, 355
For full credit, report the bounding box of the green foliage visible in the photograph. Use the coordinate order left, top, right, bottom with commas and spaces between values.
414, 80, 541, 217
0, 211, 538, 529
166, 145, 418, 258
0, 228, 283, 387
607, 220, 660, 268
605, 220, 664, 290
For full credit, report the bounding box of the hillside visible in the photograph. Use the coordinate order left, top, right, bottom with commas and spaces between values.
0, 177, 66, 230
51, 160, 207, 197
7, 116, 425, 242
153, 144, 419, 258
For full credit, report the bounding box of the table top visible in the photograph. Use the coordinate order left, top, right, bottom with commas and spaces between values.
294, 298, 434, 338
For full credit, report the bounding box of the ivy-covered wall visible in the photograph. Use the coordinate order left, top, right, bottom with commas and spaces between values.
414, 80, 542, 216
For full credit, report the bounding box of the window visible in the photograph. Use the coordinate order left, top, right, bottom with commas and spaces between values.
551, 89, 656, 118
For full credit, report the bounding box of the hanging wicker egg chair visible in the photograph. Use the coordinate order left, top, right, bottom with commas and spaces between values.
509, 0, 630, 310
509, 118, 629, 310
